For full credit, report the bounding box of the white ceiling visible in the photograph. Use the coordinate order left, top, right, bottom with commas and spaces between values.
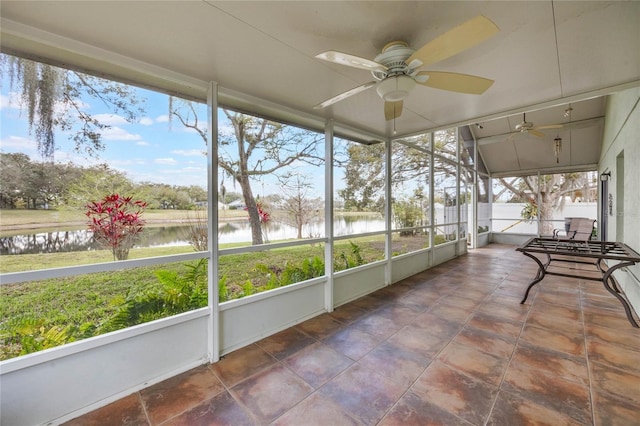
1, 1, 639, 175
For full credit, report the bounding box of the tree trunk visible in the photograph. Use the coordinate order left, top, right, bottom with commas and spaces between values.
239, 175, 263, 245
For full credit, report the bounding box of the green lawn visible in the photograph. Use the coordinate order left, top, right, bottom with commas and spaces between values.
0, 237, 385, 360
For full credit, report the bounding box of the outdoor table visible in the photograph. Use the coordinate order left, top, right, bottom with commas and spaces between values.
516, 237, 640, 328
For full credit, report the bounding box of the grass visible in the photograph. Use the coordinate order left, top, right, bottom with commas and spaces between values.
0, 237, 386, 360
0, 208, 390, 360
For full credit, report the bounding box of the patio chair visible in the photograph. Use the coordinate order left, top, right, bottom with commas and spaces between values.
553, 217, 596, 241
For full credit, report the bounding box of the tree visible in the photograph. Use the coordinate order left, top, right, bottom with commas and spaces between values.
338, 143, 385, 212
497, 173, 596, 234
0, 153, 31, 208
277, 173, 323, 239
66, 165, 135, 208
1, 53, 144, 159
86, 194, 147, 261
171, 102, 324, 245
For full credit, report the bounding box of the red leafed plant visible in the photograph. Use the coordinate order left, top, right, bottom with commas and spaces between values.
86, 194, 147, 261
244, 201, 271, 224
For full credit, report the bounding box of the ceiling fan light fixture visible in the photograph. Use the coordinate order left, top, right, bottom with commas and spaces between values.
376, 75, 416, 102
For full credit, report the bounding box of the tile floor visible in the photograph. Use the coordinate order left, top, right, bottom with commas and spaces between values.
64, 244, 640, 425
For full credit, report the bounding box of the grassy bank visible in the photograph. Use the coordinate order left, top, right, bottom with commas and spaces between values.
0, 238, 385, 360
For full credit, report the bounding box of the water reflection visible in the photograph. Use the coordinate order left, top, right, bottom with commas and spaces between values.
1, 215, 386, 255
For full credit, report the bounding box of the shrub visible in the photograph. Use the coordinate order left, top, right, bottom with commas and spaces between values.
86, 194, 147, 260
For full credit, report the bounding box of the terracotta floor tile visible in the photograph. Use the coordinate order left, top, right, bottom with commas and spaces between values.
375, 302, 424, 326
501, 361, 592, 424
535, 290, 582, 309
388, 324, 450, 358
411, 311, 462, 340
295, 313, 344, 339
453, 326, 517, 359
348, 295, 387, 311
529, 301, 582, 322
583, 306, 634, 330
592, 389, 640, 426
379, 391, 472, 426
486, 293, 531, 310
476, 301, 528, 322
519, 323, 585, 357
587, 339, 640, 375
160, 391, 253, 426
589, 361, 640, 406
437, 294, 481, 310
525, 309, 584, 335
394, 290, 441, 310
487, 390, 584, 426
62, 393, 148, 426
450, 286, 493, 301
411, 360, 498, 425
283, 342, 353, 388
256, 327, 316, 360
318, 363, 406, 425
322, 325, 381, 360
466, 311, 524, 340
437, 341, 508, 386
141, 365, 225, 425
230, 363, 313, 424
328, 303, 368, 324
350, 311, 405, 339
585, 323, 640, 351
271, 393, 361, 426
495, 279, 536, 299
357, 340, 431, 387
581, 293, 627, 312
429, 302, 473, 324
209, 343, 276, 387
510, 343, 589, 386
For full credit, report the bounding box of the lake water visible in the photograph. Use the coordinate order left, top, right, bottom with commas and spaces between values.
0, 215, 386, 255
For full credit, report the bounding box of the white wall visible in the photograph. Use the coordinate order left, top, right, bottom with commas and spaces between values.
599, 87, 640, 313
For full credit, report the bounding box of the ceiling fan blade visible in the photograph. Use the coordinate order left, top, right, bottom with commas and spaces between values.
316, 51, 387, 72
416, 71, 494, 94
384, 101, 403, 121
529, 129, 545, 138
313, 81, 377, 109
407, 15, 499, 68
535, 124, 564, 130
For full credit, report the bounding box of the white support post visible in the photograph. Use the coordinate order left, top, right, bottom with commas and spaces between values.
385, 138, 392, 286
324, 120, 334, 312
207, 81, 220, 363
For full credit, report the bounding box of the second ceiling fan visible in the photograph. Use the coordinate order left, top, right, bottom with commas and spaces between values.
314, 15, 500, 121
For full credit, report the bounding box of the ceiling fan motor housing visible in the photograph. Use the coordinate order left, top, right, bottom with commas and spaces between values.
372, 41, 415, 80
373, 41, 418, 102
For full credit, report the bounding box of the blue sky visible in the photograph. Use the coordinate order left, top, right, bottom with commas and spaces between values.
0, 79, 211, 189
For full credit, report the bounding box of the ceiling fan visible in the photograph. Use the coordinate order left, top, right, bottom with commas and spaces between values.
511, 112, 564, 139
313, 15, 500, 121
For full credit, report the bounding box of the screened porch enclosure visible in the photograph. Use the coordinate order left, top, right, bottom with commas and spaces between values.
1, 2, 640, 425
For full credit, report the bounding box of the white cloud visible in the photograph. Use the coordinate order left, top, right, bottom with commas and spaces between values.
0, 93, 23, 110
100, 126, 142, 141
155, 114, 170, 123
170, 149, 206, 156
0, 135, 37, 151
154, 157, 177, 165
138, 117, 154, 126
92, 113, 129, 125
136, 141, 150, 146
111, 158, 146, 167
